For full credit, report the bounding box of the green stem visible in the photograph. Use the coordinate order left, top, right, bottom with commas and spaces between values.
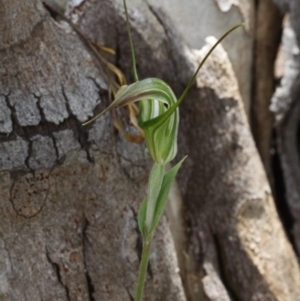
134, 236, 152, 301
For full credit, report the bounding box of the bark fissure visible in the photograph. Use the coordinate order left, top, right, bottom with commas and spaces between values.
82, 217, 96, 301
297, 120, 300, 158
126, 286, 134, 301
213, 234, 239, 301
2, 91, 17, 134
85, 271, 96, 301
1, 90, 83, 158
61, 85, 94, 163
24, 140, 33, 172
51, 135, 60, 163
271, 129, 295, 247
45, 249, 71, 301
34, 94, 46, 123
130, 205, 143, 261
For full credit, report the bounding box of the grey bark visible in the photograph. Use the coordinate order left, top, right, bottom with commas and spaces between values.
146, 0, 255, 116
0, 0, 300, 301
0, 1, 185, 300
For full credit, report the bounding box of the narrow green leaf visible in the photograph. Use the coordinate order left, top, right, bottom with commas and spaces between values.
146, 156, 187, 238
138, 197, 147, 238
146, 163, 165, 231
141, 23, 244, 130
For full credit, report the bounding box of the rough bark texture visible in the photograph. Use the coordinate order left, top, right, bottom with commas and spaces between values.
1, 0, 300, 301
271, 0, 300, 254
0, 1, 185, 300
176, 39, 300, 301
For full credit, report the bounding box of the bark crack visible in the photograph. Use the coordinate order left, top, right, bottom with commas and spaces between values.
213, 234, 239, 301
126, 286, 134, 301
2, 89, 91, 171
34, 94, 46, 123
271, 128, 296, 248
130, 205, 143, 261
24, 140, 33, 171
2, 91, 18, 133
82, 216, 96, 301
62, 85, 94, 163
51, 134, 60, 163
45, 248, 71, 301
34, 93, 60, 164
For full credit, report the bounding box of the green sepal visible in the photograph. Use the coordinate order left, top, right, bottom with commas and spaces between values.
138, 197, 147, 238
145, 156, 187, 239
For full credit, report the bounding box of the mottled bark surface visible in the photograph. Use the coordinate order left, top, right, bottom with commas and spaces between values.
0, 1, 185, 300
176, 39, 300, 300
1, 0, 300, 301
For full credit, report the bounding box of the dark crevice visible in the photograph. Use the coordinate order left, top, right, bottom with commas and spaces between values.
24, 140, 33, 171
2, 91, 80, 143
130, 205, 143, 261
86, 271, 96, 301
114, 27, 122, 71
126, 286, 134, 301
82, 217, 96, 301
51, 134, 61, 164
86, 76, 107, 99
213, 234, 239, 301
43, 2, 59, 19
45, 249, 71, 301
61, 85, 94, 163
1, 91, 19, 141
271, 129, 296, 250
2, 93, 33, 171
1, 88, 96, 167
297, 120, 300, 163
34, 94, 62, 164
34, 94, 47, 123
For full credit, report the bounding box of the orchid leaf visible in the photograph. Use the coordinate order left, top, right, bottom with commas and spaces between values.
138, 197, 147, 238
146, 156, 187, 239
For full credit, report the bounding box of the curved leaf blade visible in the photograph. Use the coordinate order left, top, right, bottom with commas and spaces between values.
138, 197, 148, 238
146, 156, 187, 238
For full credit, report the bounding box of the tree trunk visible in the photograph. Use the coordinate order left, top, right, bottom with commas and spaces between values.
0, 0, 299, 301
